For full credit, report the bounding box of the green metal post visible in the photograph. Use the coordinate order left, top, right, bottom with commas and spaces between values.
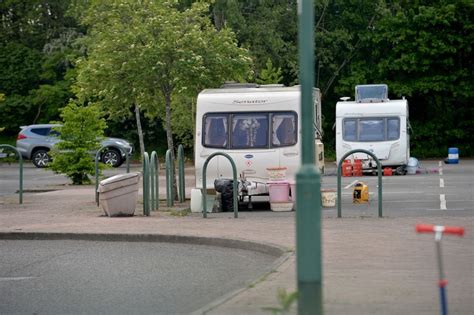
19, 150, 23, 204
150, 151, 159, 211
337, 149, 383, 218
297, 1, 323, 314
142, 152, 150, 216
165, 149, 174, 207
202, 152, 238, 219
150, 151, 157, 211
0, 145, 23, 204
178, 144, 185, 202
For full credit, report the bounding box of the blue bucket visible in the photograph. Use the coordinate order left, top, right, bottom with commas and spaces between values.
447, 147, 459, 164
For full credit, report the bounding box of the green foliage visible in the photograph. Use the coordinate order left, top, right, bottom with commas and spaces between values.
0, 94, 36, 133
0, 42, 42, 95
74, 0, 252, 154
211, 0, 297, 85
262, 288, 298, 315
256, 58, 283, 84
0, 0, 472, 157
49, 102, 107, 185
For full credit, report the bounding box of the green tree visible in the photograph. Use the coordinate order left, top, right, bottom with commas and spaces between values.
49, 102, 106, 185
0, 1, 83, 135
337, 1, 474, 156
74, 0, 252, 161
256, 58, 283, 84
210, 0, 298, 85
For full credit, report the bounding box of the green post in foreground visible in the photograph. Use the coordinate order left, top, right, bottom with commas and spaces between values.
296, 1, 323, 314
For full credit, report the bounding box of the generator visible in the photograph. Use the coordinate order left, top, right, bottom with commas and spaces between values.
353, 182, 369, 203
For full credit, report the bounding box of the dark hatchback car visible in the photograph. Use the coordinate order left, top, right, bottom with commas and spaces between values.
16, 124, 133, 168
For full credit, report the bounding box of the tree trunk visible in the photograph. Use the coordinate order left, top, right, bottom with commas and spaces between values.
32, 102, 43, 124
164, 92, 178, 201
135, 103, 145, 160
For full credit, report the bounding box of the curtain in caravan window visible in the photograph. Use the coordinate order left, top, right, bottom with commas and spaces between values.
387, 118, 400, 140
204, 115, 228, 148
231, 114, 268, 148
272, 113, 296, 146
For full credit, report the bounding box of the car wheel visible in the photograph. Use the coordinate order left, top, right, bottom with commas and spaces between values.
32, 150, 51, 168
101, 148, 123, 167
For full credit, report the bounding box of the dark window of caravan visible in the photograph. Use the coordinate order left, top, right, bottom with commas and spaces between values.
202, 112, 297, 149
343, 118, 400, 142
231, 114, 269, 148
203, 114, 228, 148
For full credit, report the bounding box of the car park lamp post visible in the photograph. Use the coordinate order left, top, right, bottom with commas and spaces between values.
296, 1, 323, 314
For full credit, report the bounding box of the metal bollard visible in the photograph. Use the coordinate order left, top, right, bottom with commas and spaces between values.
177, 144, 185, 202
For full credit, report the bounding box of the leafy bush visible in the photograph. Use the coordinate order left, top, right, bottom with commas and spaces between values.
49, 102, 106, 185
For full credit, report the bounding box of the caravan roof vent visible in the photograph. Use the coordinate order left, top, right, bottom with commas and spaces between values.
221, 82, 259, 88
355, 84, 388, 103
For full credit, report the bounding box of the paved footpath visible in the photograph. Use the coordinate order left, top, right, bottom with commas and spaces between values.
0, 182, 472, 314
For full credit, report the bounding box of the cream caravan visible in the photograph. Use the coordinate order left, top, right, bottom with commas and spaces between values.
191, 83, 323, 210
335, 84, 410, 174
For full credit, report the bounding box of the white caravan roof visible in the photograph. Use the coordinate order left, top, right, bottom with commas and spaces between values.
336, 99, 408, 118
197, 86, 306, 112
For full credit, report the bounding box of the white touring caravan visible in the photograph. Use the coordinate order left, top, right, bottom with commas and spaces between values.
335, 84, 410, 174
191, 83, 323, 211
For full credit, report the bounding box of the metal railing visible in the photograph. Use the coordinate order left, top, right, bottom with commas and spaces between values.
202, 152, 238, 219
165, 149, 175, 207
150, 151, 159, 211
0, 144, 23, 204
337, 149, 383, 218
177, 144, 185, 202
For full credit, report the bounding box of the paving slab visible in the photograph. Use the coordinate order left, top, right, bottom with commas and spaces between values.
0, 166, 473, 314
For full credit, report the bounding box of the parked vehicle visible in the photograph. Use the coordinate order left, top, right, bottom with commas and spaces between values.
16, 124, 133, 168
191, 83, 324, 211
335, 84, 410, 174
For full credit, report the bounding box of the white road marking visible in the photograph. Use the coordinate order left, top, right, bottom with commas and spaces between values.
439, 161, 442, 167
440, 194, 447, 210
439, 168, 443, 176
0, 277, 36, 281
427, 208, 466, 211
440, 178, 445, 188
344, 180, 359, 189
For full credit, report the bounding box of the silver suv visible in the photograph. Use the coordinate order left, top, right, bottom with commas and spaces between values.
16, 124, 133, 168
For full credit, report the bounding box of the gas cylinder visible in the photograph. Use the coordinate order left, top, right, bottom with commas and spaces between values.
353, 159, 363, 176
353, 182, 369, 203
383, 167, 393, 176
342, 160, 353, 177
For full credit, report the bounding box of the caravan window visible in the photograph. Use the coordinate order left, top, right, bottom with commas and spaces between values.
203, 114, 228, 148
272, 113, 297, 146
202, 111, 297, 149
343, 117, 400, 142
387, 118, 400, 140
343, 119, 357, 141
359, 119, 384, 141
231, 114, 268, 148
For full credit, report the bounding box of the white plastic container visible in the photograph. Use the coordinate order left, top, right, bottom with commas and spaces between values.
190, 188, 215, 213
321, 189, 336, 207
98, 173, 140, 217
266, 167, 287, 181
406, 157, 419, 175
